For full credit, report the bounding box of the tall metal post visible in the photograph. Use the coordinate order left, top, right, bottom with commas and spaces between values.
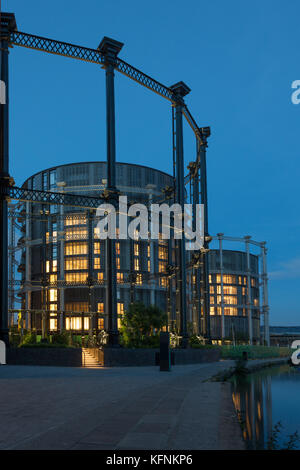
25, 201, 32, 329
98, 37, 123, 347
245, 235, 253, 345
87, 209, 94, 334
56, 181, 66, 332
0, 13, 16, 346
261, 242, 270, 346
170, 82, 190, 348
198, 128, 211, 341
191, 161, 202, 335
217, 233, 225, 341
146, 184, 156, 306
40, 208, 49, 339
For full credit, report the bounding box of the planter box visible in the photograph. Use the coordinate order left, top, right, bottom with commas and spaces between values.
172, 348, 220, 365
6, 347, 82, 367
89, 347, 220, 367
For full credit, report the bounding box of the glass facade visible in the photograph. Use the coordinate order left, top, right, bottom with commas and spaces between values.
19, 162, 262, 342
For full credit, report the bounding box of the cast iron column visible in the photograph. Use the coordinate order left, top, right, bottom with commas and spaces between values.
198, 127, 211, 342
261, 242, 270, 346
0, 13, 16, 346
170, 82, 190, 348
245, 235, 253, 345
191, 160, 202, 335
217, 233, 225, 341
98, 37, 123, 347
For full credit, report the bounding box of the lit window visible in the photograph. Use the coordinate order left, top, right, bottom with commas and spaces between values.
49, 289, 57, 302
117, 303, 124, 315
223, 286, 237, 295
65, 317, 89, 331
50, 274, 57, 284
50, 319, 57, 331
94, 242, 101, 255
223, 275, 236, 284
65, 242, 88, 255
94, 257, 101, 269
136, 273, 142, 285
210, 307, 215, 316
147, 245, 150, 257
117, 272, 124, 283
134, 243, 139, 256
53, 260, 57, 272
65, 272, 88, 283
65, 215, 87, 226
98, 318, 104, 330
224, 307, 238, 316
210, 286, 215, 294
134, 258, 139, 271
46, 261, 50, 273
116, 257, 121, 270
147, 260, 151, 272
65, 227, 87, 240
65, 257, 88, 271
158, 261, 166, 273
224, 295, 238, 305
158, 246, 167, 260
116, 242, 120, 255
97, 272, 104, 282
97, 303, 104, 313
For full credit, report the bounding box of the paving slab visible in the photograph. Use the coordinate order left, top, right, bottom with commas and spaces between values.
0, 360, 245, 450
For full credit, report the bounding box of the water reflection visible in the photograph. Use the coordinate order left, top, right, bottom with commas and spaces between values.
231, 364, 300, 450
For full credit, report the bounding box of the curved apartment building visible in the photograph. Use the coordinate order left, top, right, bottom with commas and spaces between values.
16, 162, 269, 344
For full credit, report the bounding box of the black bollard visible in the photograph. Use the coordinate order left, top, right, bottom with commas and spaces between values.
160, 332, 171, 371
242, 351, 248, 361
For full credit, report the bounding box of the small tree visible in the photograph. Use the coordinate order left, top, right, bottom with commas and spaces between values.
120, 302, 167, 347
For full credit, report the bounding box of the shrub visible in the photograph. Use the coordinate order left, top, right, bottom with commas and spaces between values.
51, 330, 72, 346
120, 302, 167, 348
189, 334, 205, 347
21, 331, 37, 345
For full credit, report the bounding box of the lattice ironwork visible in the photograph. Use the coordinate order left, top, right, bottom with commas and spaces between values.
9, 31, 205, 139
9, 187, 104, 209
183, 106, 201, 139
116, 58, 174, 101
10, 31, 173, 100
10, 31, 105, 65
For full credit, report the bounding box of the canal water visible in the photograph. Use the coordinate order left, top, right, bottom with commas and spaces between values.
230, 364, 300, 450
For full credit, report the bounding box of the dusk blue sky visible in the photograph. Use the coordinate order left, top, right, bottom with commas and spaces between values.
6, 0, 300, 325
